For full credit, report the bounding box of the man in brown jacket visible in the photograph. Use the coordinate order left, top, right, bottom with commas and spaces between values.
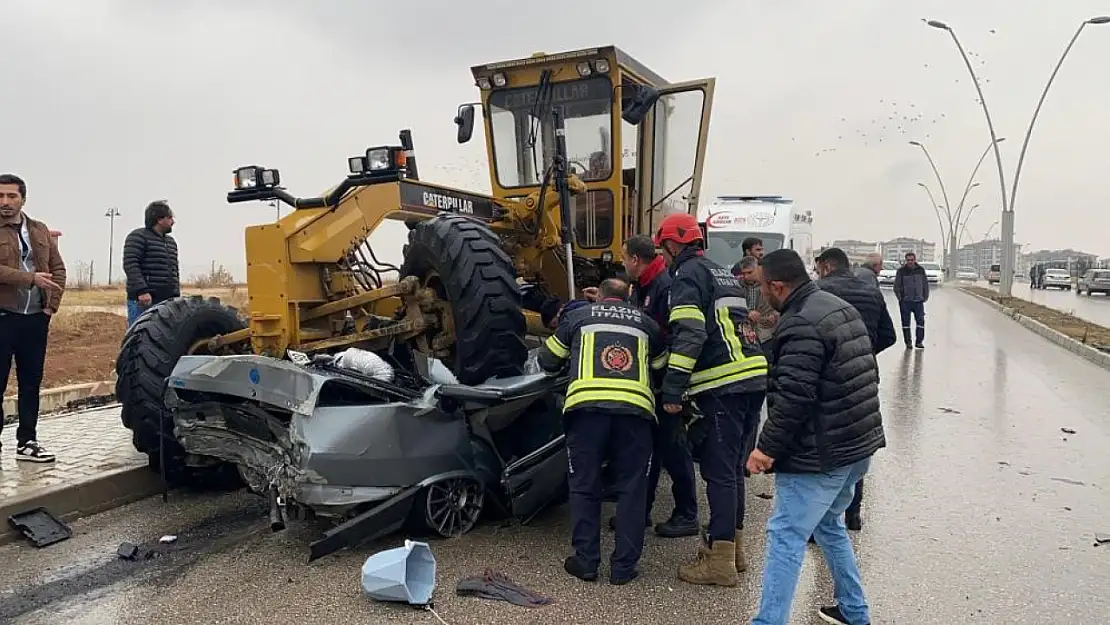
0, 174, 66, 463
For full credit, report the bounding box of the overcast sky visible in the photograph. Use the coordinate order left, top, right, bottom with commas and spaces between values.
3, 0, 1109, 281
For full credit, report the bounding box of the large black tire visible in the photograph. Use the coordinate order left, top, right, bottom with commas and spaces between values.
116, 296, 246, 483
400, 214, 527, 385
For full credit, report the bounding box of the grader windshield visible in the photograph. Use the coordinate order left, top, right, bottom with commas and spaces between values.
466, 46, 716, 255
488, 76, 614, 187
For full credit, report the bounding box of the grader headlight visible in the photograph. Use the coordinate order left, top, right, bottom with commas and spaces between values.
233, 166, 280, 190
364, 146, 407, 172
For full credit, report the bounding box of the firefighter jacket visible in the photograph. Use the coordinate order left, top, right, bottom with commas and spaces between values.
660, 246, 768, 405
537, 298, 668, 420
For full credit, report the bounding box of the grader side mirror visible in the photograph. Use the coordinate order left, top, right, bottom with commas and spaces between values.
621, 85, 662, 125
455, 104, 475, 144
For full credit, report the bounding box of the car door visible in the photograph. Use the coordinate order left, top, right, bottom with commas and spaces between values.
501, 382, 569, 522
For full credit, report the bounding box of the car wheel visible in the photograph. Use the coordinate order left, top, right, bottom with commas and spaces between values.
413, 477, 486, 538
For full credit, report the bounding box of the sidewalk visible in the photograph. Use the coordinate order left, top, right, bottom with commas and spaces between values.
0, 406, 163, 544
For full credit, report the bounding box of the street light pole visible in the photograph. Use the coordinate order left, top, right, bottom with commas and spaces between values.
104, 207, 122, 285
956, 204, 982, 245
926, 19, 1010, 293
927, 16, 1110, 297
955, 138, 1006, 228
910, 140, 960, 278
916, 182, 949, 263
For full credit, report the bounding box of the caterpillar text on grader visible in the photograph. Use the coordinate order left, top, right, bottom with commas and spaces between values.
115, 46, 716, 558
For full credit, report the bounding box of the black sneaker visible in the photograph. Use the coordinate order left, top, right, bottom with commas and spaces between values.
655, 515, 699, 538
817, 605, 855, 625
609, 568, 639, 585
563, 556, 598, 582
845, 512, 862, 531
16, 441, 55, 463
904, 342, 912, 350
914, 342, 925, 349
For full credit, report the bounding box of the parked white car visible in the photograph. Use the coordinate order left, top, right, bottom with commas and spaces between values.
878, 261, 898, 287
956, 267, 979, 281
920, 262, 944, 286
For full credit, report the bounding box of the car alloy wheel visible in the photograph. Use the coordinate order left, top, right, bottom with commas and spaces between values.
422, 477, 485, 538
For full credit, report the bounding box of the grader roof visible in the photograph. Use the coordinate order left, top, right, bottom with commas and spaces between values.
470, 45, 671, 87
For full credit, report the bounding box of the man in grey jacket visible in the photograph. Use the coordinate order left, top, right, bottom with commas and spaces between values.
854, 253, 882, 289
893, 252, 929, 349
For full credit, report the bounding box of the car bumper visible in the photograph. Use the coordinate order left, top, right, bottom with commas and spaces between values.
1043, 280, 1070, 287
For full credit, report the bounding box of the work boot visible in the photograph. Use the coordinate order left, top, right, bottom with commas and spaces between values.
845, 511, 863, 531
734, 529, 748, 572
677, 539, 739, 587
655, 514, 699, 538
563, 556, 598, 582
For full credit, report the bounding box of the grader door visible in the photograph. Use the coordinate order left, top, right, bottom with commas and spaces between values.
631, 79, 715, 238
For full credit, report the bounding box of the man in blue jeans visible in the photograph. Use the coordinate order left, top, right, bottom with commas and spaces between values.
747, 249, 887, 625
893, 251, 929, 349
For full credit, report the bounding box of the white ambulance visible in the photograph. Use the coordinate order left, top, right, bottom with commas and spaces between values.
697, 195, 814, 272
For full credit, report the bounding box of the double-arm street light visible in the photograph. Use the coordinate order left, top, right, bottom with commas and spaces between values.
915, 182, 949, 262
926, 16, 1110, 296
910, 138, 1002, 277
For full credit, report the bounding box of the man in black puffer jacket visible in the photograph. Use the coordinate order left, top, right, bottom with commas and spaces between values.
815, 247, 896, 535
122, 201, 180, 326
746, 249, 885, 625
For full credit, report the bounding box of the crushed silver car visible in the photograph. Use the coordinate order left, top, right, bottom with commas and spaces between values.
164, 347, 569, 561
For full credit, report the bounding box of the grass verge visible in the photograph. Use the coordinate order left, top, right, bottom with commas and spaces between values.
962, 286, 1110, 350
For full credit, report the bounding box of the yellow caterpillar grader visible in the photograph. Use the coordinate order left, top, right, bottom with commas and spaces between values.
114, 46, 715, 551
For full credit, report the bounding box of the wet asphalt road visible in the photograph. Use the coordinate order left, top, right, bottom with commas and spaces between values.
3, 287, 1110, 625
981, 280, 1110, 328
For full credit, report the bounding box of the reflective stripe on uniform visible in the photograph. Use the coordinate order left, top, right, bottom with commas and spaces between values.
545, 334, 569, 359
687, 357, 768, 395
668, 352, 697, 372
564, 389, 655, 414
669, 305, 705, 323
714, 296, 747, 362
651, 350, 669, 370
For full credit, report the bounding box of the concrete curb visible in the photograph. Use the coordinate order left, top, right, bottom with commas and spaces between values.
2, 380, 116, 426
957, 287, 1110, 372
0, 464, 164, 546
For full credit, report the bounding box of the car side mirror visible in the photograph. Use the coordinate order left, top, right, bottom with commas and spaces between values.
454, 104, 475, 144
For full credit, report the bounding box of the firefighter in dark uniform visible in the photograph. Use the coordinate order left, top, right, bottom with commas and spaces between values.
603, 234, 699, 537
538, 278, 668, 586
654, 212, 769, 588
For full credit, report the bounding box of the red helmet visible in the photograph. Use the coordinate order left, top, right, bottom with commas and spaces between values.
654, 212, 703, 246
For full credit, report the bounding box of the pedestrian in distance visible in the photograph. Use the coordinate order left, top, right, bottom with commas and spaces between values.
605, 234, 699, 539
893, 251, 928, 349
654, 212, 769, 587
537, 278, 668, 586
854, 252, 883, 289
122, 201, 180, 327
747, 248, 885, 625
815, 247, 897, 533
0, 173, 66, 463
